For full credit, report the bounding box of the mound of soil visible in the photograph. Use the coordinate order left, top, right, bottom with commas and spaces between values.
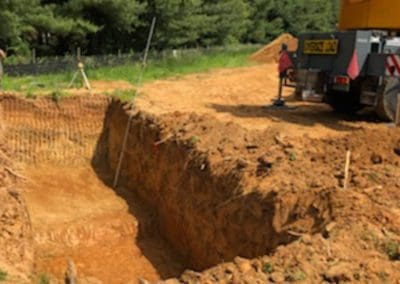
250, 33, 298, 64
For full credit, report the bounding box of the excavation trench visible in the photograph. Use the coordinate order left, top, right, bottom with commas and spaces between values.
1, 95, 332, 282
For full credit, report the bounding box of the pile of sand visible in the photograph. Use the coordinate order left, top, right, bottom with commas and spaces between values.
250, 33, 298, 64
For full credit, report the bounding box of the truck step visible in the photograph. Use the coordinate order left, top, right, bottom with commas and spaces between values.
360, 91, 378, 106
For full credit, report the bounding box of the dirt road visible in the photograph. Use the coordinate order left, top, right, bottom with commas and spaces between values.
138, 63, 384, 138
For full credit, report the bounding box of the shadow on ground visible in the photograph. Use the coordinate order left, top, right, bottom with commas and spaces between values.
209, 101, 383, 132
90, 109, 187, 280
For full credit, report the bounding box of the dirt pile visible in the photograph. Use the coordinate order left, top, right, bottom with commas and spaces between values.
250, 33, 298, 63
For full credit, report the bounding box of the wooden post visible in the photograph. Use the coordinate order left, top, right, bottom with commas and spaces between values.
77, 47, 81, 61
113, 17, 157, 189
65, 259, 77, 284
343, 151, 351, 190
396, 93, 400, 126
118, 49, 122, 58
136, 17, 156, 86
31, 48, 36, 64
79, 63, 92, 91
113, 115, 133, 188
143, 17, 156, 66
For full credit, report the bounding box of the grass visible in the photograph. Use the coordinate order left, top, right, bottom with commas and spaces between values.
262, 262, 274, 273
110, 89, 138, 102
286, 268, 307, 282
0, 270, 7, 282
360, 230, 400, 261
2, 47, 256, 97
37, 273, 50, 284
384, 240, 399, 261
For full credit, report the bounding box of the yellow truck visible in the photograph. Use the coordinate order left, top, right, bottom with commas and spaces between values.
294, 0, 400, 120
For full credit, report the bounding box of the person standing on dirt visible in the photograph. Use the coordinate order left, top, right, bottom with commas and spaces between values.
0, 49, 6, 90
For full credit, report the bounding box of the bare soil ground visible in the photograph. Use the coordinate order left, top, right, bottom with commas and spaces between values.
0, 62, 400, 284
134, 63, 400, 283
21, 166, 184, 283
138, 63, 384, 138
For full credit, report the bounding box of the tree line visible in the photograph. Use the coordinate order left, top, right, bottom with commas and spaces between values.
0, 0, 339, 56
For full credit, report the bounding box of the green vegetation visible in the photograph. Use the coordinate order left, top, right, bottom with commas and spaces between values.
262, 262, 274, 273
360, 230, 400, 261
360, 230, 380, 248
286, 268, 307, 282
378, 271, 389, 283
384, 240, 400, 261
0, 270, 7, 282
191, 136, 200, 145
111, 89, 138, 102
2, 47, 256, 96
0, 0, 339, 56
37, 273, 50, 284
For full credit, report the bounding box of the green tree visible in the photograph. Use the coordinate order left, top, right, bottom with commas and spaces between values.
245, 0, 284, 43
279, 0, 336, 35
0, 0, 341, 56
138, 0, 208, 49
62, 0, 145, 53
245, 0, 338, 43
0, 0, 98, 55
202, 0, 250, 46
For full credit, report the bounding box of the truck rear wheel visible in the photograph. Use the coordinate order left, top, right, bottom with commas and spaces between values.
375, 77, 400, 121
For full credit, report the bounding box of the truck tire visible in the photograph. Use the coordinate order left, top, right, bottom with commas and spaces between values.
325, 89, 364, 113
375, 77, 400, 121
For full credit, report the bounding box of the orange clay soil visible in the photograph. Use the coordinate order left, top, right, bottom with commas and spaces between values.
135, 63, 400, 283
0, 62, 400, 283
21, 165, 185, 283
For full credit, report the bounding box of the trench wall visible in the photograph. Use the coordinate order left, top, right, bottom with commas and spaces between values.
105, 102, 332, 270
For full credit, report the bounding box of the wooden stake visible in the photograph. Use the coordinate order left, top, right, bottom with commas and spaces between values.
31, 48, 36, 64
343, 151, 351, 190
79, 65, 92, 91
136, 17, 157, 87
154, 134, 173, 146
65, 259, 77, 284
77, 47, 81, 61
395, 93, 400, 126
113, 18, 157, 189
112, 115, 132, 188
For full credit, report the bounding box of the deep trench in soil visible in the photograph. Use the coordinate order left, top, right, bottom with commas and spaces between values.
1, 95, 313, 283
